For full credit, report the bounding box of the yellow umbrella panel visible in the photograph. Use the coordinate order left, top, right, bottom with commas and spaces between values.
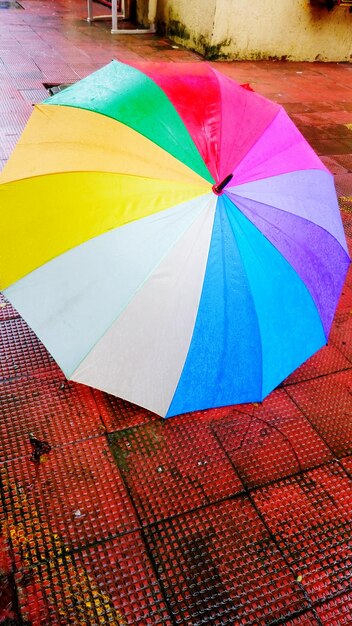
0, 104, 210, 289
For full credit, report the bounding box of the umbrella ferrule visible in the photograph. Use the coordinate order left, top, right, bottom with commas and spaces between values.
212, 174, 233, 195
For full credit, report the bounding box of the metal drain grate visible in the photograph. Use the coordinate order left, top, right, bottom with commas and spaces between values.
0, 1, 23, 8
43, 83, 73, 96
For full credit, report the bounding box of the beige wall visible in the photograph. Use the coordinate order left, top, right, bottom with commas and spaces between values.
156, 0, 352, 62
137, 0, 158, 26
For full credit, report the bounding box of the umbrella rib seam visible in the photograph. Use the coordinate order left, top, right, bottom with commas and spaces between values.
228, 106, 282, 178
228, 180, 349, 257
45, 100, 214, 184
226, 194, 335, 343
209, 73, 282, 181
68, 196, 213, 380
0, 167, 212, 188
221, 197, 265, 400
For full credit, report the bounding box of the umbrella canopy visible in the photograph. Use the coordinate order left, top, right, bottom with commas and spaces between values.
0, 61, 350, 418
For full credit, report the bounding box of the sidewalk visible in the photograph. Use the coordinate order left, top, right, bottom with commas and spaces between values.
0, 1, 352, 624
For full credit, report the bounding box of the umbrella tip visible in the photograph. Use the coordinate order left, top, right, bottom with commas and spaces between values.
212, 174, 233, 195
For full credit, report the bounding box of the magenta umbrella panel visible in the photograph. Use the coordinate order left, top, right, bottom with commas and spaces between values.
2, 61, 350, 417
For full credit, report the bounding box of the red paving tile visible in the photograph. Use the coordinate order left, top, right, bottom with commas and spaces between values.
16, 533, 172, 625
336, 281, 352, 313
0, 109, 32, 130
286, 371, 352, 458
212, 389, 332, 489
283, 341, 351, 384
0, 438, 139, 570
316, 591, 352, 625
109, 420, 244, 525
18, 88, 50, 104
1, 497, 18, 623
341, 455, 352, 475
335, 173, 352, 197
312, 138, 352, 157
144, 497, 309, 625
0, 378, 105, 461
0, 500, 13, 606
0, 1, 351, 624
0, 318, 62, 382
93, 388, 157, 432
0, 498, 18, 621
0, 527, 12, 580
341, 201, 352, 227
0, 294, 19, 322
320, 155, 349, 175
0, 100, 33, 115
0, 134, 20, 160
0, 576, 18, 625
340, 212, 352, 257
329, 311, 352, 362
297, 125, 336, 144
292, 111, 352, 126
334, 154, 352, 171
253, 463, 352, 605
285, 613, 320, 625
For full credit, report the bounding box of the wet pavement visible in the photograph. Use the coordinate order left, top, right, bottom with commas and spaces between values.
0, 1, 352, 624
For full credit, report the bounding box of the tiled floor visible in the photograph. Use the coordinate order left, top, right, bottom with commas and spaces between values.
0, 1, 352, 624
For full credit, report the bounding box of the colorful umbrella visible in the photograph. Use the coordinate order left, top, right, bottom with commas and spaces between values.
0, 61, 349, 418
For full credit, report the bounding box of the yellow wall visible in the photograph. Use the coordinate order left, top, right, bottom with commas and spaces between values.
156, 0, 352, 61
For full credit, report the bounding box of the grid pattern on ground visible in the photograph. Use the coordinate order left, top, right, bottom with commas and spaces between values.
0, 574, 18, 624
0, 495, 18, 623
92, 390, 246, 433
0, 293, 19, 322
284, 612, 320, 625
0, 318, 62, 382
329, 311, 352, 363
336, 279, 352, 314
212, 389, 332, 489
92, 389, 158, 432
0, 378, 105, 461
0, 438, 139, 570
16, 533, 172, 625
316, 590, 352, 625
109, 420, 244, 526
340, 200, 352, 236
144, 497, 308, 625
18, 87, 50, 104
283, 342, 351, 385
0, 134, 19, 160
0, 516, 12, 577
341, 455, 352, 476
253, 463, 352, 605
285, 371, 352, 458
0, 106, 31, 132
0, 100, 33, 116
